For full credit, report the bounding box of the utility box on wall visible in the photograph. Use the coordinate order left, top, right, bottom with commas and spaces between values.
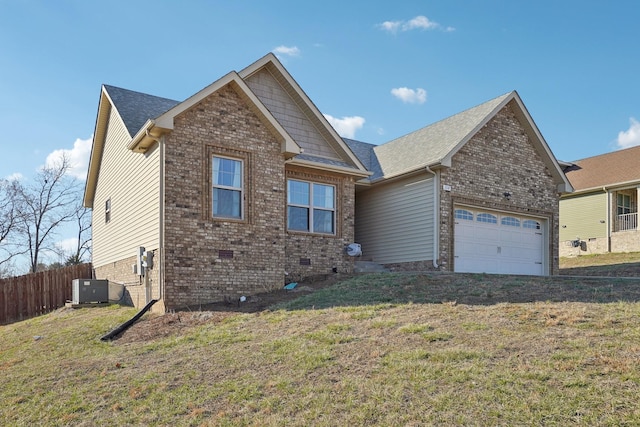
72, 279, 109, 304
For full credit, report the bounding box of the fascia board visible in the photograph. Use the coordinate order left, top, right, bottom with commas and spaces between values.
286, 158, 371, 178
83, 88, 112, 208
563, 179, 640, 196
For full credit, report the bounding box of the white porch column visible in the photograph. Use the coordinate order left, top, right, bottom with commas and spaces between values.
637, 187, 640, 230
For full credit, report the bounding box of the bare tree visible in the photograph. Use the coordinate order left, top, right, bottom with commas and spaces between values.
16, 154, 81, 273
62, 205, 92, 265
0, 178, 24, 270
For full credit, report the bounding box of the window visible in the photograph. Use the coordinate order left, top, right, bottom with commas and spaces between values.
454, 209, 473, 221
618, 193, 632, 215
212, 156, 243, 219
477, 213, 497, 224
523, 220, 541, 230
501, 216, 520, 227
105, 199, 111, 223
287, 180, 335, 234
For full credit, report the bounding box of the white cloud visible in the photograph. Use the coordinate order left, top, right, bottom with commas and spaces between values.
324, 114, 366, 139
391, 87, 427, 104
45, 136, 92, 181
273, 46, 301, 58
617, 118, 640, 149
405, 16, 439, 31
379, 20, 402, 33
378, 15, 454, 33
5, 172, 23, 181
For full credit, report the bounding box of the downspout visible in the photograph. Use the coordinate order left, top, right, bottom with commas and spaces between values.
158, 135, 165, 302
425, 166, 439, 269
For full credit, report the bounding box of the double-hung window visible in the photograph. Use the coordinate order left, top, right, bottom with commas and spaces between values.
212, 156, 243, 219
287, 179, 335, 234
617, 193, 632, 216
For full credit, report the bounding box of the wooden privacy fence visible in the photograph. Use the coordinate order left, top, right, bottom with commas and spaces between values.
0, 263, 93, 325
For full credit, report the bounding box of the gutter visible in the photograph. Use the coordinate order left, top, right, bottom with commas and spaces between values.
128, 120, 167, 153
285, 158, 371, 178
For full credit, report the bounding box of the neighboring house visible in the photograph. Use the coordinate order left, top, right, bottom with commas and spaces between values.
84, 53, 369, 310
85, 54, 572, 310
346, 91, 572, 276
559, 145, 640, 256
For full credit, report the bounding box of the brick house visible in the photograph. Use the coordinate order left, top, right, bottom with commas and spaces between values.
559, 145, 640, 256
347, 91, 572, 276
84, 54, 369, 310
85, 55, 571, 310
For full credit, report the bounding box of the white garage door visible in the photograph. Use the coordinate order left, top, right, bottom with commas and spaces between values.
454, 207, 545, 275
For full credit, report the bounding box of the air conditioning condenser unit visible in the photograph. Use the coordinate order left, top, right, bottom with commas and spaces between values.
72, 279, 109, 304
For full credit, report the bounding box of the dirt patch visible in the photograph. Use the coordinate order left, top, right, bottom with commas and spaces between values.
113, 271, 639, 344
114, 275, 342, 344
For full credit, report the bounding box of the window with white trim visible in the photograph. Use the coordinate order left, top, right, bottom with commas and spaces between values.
287, 179, 335, 234
212, 156, 243, 219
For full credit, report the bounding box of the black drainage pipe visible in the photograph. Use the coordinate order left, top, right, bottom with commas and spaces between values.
100, 299, 158, 341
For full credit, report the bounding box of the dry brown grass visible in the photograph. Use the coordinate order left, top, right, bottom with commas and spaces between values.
2, 269, 640, 425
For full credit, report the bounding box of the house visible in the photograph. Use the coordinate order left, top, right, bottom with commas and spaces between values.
84, 53, 370, 310
85, 54, 571, 311
346, 91, 572, 276
559, 145, 640, 256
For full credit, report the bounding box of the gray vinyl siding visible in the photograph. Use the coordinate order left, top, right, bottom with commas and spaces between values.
559, 192, 607, 242
245, 69, 341, 160
355, 174, 434, 264
91, 107, 160, 267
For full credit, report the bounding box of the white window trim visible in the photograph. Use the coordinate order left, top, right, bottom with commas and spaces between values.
212, 155, 244, 220
287, 179, 336, 235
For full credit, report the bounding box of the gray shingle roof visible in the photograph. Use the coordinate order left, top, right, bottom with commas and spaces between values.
343, 138, 384, 180
104, 85, 180, 137
370, 92, 513, 179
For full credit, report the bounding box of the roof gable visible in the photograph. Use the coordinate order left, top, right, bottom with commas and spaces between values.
355, 91, 571, 192
564, 145, 640, 192
127, 72, 301, 159
239, 54, 369, 175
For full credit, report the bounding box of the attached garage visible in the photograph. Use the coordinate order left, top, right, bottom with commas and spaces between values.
453, 207, 547, 275
347, 91, 572, 276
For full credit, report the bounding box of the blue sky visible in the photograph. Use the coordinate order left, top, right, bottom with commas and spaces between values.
1, 1, 640, 265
